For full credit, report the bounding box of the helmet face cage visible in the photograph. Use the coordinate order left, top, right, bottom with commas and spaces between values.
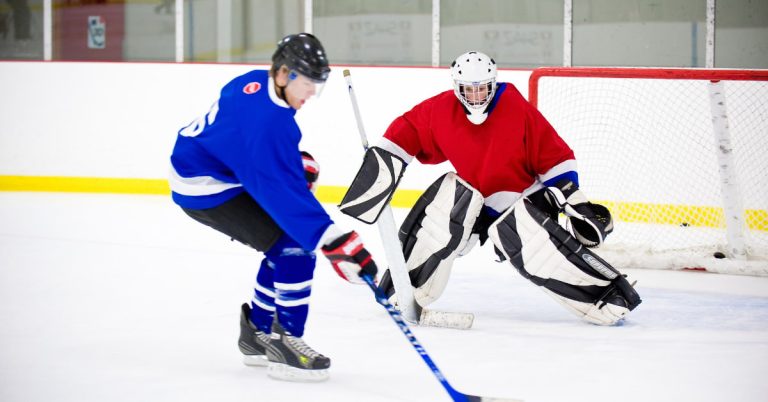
455, 79, 495, 109
450, 51, 497, 123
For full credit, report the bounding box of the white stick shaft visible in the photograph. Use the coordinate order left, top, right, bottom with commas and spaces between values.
343, 70, 419, 322
344, 71, 370, 150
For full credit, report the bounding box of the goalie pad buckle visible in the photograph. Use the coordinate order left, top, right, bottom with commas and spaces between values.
339, 147, 406, 224
488, 198, 641, 325
379, 172, 484, 307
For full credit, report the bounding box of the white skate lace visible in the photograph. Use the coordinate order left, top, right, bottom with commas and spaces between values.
256, 332, 271, 344
286, 335, 321, 358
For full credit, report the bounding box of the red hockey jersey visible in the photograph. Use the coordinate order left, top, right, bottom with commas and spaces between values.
381, 83, 576, 213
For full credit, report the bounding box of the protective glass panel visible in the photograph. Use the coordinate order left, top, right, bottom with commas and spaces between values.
186, 0, 303, 63
573, 0, 706, 67
313, 0, 431, 66
715, 0, 768, 68
0, 0, 44, 60
50, 0, 174, 61
440, 0, 563, 68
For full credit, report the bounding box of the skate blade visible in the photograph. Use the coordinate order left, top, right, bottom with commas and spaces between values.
267, 362, 329, 382
419, 309, 474, 330
242, 354, 268, 367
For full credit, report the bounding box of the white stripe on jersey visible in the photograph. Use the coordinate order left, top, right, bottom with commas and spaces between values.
539, 160, 578, 184
168, 165, 242, 196
376, 137, 415, 164
484, 191, 522, 214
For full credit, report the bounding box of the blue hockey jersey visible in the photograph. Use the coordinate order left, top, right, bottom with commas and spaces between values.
169, 69, 333, 250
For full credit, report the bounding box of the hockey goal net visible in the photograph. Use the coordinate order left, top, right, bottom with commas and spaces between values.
529, 67, 768, 276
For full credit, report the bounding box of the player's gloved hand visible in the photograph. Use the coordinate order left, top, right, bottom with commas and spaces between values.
544, 179, 613, 247
321, 231, 378, 284
301, 151, 320, 193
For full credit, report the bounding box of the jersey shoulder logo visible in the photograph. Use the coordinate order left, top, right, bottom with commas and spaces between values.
243, 82, 262, 94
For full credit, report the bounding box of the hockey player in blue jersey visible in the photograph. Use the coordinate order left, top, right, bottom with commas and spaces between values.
168, 33, 378, 382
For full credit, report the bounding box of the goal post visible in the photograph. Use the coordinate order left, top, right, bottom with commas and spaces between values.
529, 67, 768, 276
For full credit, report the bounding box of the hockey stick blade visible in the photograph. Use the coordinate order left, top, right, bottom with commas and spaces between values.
466, 396, 524, 402
420, 308, 475, 330
362, 274, 523, 402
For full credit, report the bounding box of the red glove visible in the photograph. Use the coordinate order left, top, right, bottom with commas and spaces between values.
321, 231, 378, 283
301, 151, 319, 193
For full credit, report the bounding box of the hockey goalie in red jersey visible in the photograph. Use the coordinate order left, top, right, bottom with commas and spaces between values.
340, 51, 640, 326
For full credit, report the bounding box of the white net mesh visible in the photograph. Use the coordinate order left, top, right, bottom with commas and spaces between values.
532, 69, 768, 275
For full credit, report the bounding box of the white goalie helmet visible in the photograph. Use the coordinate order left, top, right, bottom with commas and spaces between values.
450, 51, 497, 125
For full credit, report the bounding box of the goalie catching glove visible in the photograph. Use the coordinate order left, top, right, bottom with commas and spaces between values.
544, 179, 613, 247
321, 231, 378, 284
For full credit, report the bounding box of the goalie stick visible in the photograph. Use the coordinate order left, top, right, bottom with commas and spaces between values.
362, 274, 522, 402
343, 69, 474, 329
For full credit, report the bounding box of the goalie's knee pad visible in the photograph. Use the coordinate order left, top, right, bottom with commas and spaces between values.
488, 198, 641, 325
339, 146, 406, 223
380, 172, 484, 307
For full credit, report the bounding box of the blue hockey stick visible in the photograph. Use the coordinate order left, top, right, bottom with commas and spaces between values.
361, 274, 521, 402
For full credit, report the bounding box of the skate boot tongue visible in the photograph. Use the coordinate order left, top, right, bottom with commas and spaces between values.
285, 335, 329, 368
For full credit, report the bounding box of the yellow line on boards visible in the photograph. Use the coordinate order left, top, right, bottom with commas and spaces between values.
0, 175, 765, 231
0, 175, 171, 195
0, 175, 422, 208
315, 185, 422, 208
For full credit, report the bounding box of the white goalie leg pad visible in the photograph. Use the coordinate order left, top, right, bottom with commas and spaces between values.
488, 198, 641, 326
399, 172, 484, 307
339, 147, 406, 224
540, 288, 632, 326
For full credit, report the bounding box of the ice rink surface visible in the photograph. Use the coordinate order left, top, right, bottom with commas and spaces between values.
1, 192, 767, 402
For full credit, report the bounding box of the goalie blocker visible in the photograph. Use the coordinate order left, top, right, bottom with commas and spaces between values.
339, 146, 406, 224
488, 198, 641, 325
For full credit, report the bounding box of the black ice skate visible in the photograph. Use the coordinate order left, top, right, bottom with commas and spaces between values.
265, 320, 330, 382
238, 303, 271, 367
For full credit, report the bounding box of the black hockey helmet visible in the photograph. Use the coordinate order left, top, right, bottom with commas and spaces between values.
272, 33, 331, 83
